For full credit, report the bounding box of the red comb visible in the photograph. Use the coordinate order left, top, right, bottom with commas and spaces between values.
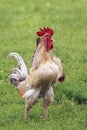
37, 27, 54, 37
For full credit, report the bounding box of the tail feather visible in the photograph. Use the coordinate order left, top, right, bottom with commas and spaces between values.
6, 52, 28, 86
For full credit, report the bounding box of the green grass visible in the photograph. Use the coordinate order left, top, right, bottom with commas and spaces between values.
0, 0, 87, 129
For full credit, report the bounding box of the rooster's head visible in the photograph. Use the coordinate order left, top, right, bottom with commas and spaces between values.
36, 27, 54, 51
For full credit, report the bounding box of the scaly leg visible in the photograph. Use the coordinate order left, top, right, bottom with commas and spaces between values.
43, 100, 50, 118
43, 87, 54, 118
24, 88, 40, 119
24, 101, 33, 119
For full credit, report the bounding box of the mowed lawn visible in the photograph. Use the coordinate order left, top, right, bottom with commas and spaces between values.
0, 0, 87, 130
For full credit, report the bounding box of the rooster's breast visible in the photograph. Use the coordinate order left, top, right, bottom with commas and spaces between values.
37, 62, 58, 83
28, 61, 58, 89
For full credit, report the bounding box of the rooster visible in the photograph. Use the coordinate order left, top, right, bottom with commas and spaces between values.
7, 27, 65, 118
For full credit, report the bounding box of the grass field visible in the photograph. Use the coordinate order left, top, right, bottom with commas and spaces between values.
0, 0, 87, 130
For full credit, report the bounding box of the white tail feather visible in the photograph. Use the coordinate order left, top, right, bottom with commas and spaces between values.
6, 52, 28, 86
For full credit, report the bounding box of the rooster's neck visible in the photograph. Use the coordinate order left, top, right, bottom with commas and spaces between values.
32, 40, 52, 69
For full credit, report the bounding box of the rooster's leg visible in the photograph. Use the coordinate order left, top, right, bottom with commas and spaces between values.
24, 88, 40, 118
24, 100, 38, 118
24, 101, 33, 119
43, 100, 50, 118
43, 87, 54, 118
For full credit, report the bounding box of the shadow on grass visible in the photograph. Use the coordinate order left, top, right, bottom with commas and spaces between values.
63, 89, 87, 105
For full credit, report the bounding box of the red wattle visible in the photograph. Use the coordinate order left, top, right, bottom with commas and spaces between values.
44, 38, 53, 51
